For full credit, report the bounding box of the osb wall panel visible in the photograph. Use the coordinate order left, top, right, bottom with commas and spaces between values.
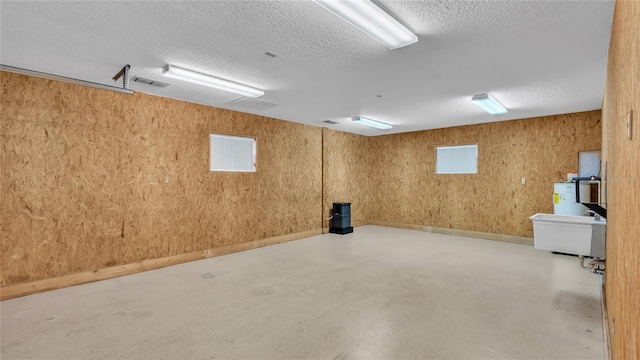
368, 111, 602, 237
0, 71, 322, 286
603, 0, 640, 358
322, 128, 375, 226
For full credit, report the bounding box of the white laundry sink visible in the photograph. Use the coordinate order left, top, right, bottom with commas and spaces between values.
530, 213, 606, 258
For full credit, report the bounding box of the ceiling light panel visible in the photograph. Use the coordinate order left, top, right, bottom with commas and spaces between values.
352, 116, 393, 129
162, 65, 264, 98
312, 0, 418, 49
471, 94, 508, 115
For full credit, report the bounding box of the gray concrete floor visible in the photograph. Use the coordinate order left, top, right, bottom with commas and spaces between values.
1, 225, 604, 360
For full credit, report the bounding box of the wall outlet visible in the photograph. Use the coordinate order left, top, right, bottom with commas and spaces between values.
164, 175, 170, 184
521, 177, 526, 185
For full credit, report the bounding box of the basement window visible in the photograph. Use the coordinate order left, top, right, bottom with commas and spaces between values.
209, 133, 256, 172
436, 144, 478, 174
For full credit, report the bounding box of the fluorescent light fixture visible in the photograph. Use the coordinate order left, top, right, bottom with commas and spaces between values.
162, 65, 264, 98
471, 94, 508, 115
352, 116, 393, 129
312, 0, 418, 49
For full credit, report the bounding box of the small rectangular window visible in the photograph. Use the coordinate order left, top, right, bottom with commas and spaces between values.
209, 133, 256, 172
436, 144, 477, 174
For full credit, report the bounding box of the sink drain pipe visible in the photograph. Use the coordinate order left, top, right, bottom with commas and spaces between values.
579, 256, 605, 275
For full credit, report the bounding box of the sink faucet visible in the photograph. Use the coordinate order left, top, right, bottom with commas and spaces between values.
584, 210, 602, 221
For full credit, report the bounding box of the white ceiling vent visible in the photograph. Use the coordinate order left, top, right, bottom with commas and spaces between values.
226, 97, 278, 111
132, 76, 169, 88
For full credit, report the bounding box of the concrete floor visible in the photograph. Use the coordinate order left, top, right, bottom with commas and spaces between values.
1, 225, 603, 359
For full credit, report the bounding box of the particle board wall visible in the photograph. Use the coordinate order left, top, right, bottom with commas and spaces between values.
367, 111, 602, 237
322, 128, 375, 227
0, 71, 322, 286
602, 0, 640, 358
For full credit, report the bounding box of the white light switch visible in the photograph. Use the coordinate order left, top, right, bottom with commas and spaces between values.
521, 177, 526, 185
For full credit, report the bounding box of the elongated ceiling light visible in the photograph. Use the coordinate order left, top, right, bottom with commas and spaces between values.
162, 65, 264, 98
471, 94, 508, 115
352, 116, 393, 129
312, 0, 418, 49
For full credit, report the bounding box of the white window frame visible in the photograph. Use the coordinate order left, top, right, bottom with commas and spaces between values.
435, 144, 478, 174
209, 133, 256, 172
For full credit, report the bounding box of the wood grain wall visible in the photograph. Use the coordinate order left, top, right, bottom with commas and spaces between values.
367, 111, 602, 237
0, 70, 610, 301
1, 71, 322, 287
322, 128, 375, 227
602, 0, 640, 358
320, 111, 601, 238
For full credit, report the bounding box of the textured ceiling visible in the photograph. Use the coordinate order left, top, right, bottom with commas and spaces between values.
0, 1, 614, 136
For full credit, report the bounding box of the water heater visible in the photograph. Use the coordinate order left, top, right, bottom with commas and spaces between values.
553, 182, 600, 216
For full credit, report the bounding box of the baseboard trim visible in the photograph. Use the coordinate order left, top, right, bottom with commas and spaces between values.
368, 220, 424, 231
368, 220, 534, 245
0, 228, 322, 301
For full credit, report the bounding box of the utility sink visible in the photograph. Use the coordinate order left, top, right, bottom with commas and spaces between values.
530, 213, 606, 258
